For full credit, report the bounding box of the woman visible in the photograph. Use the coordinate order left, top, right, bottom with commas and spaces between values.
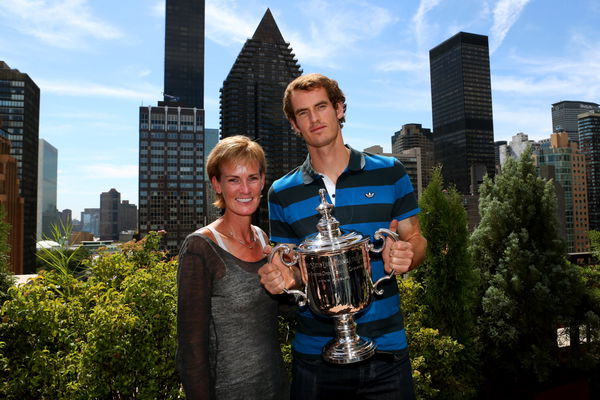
176, 136, 288, 399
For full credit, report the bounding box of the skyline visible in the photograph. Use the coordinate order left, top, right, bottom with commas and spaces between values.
1, 0, 599, 217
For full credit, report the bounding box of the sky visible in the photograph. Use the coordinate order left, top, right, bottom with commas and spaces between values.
1, 0, 600, 218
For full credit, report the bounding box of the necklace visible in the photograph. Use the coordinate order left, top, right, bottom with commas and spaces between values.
223, 227, 257, 249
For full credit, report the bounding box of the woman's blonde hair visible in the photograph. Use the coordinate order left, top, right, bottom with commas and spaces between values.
206, 135, 267, 209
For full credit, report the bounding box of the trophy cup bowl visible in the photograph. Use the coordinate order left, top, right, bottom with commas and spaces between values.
269, 189, 398, 364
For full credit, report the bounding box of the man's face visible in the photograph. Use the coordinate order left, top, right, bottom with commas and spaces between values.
289, 87, 344, 149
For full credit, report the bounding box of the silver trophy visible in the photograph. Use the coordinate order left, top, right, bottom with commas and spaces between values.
269, 189, 398, 364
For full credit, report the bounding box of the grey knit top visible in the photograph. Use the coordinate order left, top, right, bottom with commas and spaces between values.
176, 232, 288, 400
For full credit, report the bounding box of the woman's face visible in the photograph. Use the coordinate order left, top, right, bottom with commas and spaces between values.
212, 159, 264, 217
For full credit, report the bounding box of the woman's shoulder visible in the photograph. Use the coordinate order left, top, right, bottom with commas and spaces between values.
180, 228, 217, 254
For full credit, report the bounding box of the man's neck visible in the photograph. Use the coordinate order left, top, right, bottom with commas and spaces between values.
309, 140, 350, 184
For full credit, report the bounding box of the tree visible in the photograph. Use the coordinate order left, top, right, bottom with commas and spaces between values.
414, 168, 478, 344
470, 147, 582, 388
411, 168, 479, 398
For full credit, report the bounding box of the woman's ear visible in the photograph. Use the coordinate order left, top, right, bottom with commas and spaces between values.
211, 175, 221, 194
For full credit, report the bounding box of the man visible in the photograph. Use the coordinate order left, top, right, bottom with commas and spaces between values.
259, 73, 427, 399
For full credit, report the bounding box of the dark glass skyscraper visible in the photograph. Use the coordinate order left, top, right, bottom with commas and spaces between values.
164, 0, 204, 108
429, 32, 495, 194
552, 100, 600, 143
138, 0, 206, 254
0, 61, 39, 273
578, 111, 600, 231
220, 9, 304, 230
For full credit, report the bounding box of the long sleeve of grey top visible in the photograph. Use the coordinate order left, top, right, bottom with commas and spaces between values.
176, 235, 219, 400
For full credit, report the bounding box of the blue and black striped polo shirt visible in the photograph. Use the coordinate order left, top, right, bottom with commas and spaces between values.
268, 145, 420, 358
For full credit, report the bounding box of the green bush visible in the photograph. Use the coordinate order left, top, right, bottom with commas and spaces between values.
0, 231, 182, 399
399, 277, 475, 399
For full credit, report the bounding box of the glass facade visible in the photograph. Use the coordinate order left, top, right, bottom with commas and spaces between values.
37, 139, 58, 239
429, 32, 495, 194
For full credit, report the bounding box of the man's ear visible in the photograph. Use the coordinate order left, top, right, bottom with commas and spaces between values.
289, 119, 300, 134
335, 102, 345, 121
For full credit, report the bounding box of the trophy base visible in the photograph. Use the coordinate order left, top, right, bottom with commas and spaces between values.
322, 336, 376, 364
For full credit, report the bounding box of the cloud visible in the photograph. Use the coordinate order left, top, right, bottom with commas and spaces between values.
0, 0, 123, 49
203, 1, 395, 68
493, 41, 600, 99
375, 51, 429, 73
412, 0, 444, 49
38, 79, 160, 100
286, 0, 396, 68
489, 0, 531, 53
492, 103, 551, 141
493, 75, 573, 95
205, 0, 256, 46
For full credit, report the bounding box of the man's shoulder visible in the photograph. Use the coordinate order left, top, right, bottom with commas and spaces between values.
362, 151, 397, 167
270, 166, 304, 193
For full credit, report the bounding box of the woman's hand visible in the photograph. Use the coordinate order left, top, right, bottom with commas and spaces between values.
258, 245, 299, 294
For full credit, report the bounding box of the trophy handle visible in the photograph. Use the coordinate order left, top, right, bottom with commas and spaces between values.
268, 244, 307, 306
370, 228, 400, 295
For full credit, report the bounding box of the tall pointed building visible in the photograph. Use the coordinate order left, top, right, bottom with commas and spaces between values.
138, 0, 206, 254
220, 9, 304, 230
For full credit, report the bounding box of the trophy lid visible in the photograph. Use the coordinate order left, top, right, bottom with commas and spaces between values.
296, 189, 368, 253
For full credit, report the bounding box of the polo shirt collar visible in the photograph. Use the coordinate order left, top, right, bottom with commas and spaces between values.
300, 145, 365, 185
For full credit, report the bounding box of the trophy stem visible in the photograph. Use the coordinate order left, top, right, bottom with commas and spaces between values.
322, 314, 376, 364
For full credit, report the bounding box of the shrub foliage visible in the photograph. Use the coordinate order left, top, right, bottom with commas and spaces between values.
0, 232, 182, 399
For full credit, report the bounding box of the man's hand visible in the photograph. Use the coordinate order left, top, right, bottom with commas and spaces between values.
383, 219, 414, 275
382, 217, 426, 275
258, 245, 299, 294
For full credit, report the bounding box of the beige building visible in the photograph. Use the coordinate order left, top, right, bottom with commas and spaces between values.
537, 132, 589, 252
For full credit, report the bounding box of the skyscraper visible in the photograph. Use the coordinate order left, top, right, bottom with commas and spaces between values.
429, 32, 495, 195
220, 9, 304, 229
100, 188, 120, 241
391, 123, 434, 191
537, 132, 589, 252
37, 139, 58, 239
578, 111, 600, 231
0, 61, 39, 273
164, 0, 204, 108
118, 200, 138, 232
552, 101, 600, 143
138, 0, 206, 254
